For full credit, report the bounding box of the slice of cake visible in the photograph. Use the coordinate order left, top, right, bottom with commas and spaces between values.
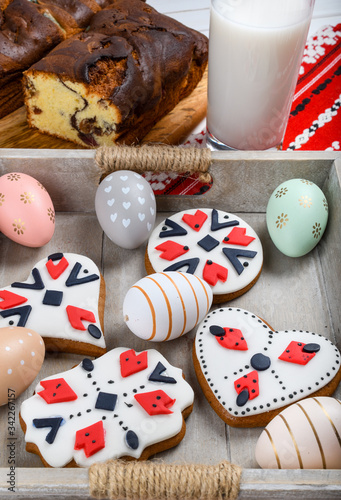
0, 0, 118, 119
23, 0, 208, 147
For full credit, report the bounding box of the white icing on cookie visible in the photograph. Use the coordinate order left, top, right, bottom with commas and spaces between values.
147, 209, 263, 296
0, 253, 105, 350
195, 307, 340, 419
20, 347, 194, 467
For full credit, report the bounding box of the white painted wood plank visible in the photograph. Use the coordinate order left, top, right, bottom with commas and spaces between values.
147, 0, 341, 38
148, 0, 210, 14
159, 9, 210, 33
314, 0, 341, 18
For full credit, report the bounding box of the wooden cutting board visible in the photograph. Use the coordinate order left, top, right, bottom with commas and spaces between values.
0, 70, 207, 149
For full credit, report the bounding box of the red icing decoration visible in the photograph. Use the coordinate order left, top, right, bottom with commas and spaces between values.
182, 210, 207, 231
202, 260, 228, 286
74, 421, 105, 458
223, 227, 255, 247
38, 377, 78, 404
46, 256, 69, 280
120, 349, 148, 378
234, 371, 259, 401
278, 341, 316, 365
134, 390, 175, 415
0, 290, 28, 310
155, 240, 189, 261
216, 328, 248, 351
66, 305, 96, 331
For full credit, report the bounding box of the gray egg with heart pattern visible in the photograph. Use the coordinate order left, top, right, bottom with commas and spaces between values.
95, 170, 156, 249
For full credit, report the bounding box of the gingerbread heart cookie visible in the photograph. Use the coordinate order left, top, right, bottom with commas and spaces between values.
20, 347, 194, 467
0, 253, 106, 356
193, 307, 341, 427
146, 208, 263, 303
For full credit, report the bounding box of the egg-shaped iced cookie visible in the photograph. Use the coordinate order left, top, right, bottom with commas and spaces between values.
146, 208, 263, 302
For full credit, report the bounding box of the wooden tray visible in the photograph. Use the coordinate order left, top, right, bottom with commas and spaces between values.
0, 149, 340, 499
0, 71, 207, 149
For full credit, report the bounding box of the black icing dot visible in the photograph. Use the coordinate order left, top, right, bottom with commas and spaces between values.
102, 416, 106, 420
108, 380, 114, 384
236, 389, 249, 407
87, 374, 92, 378
92, 381, 97, 385
207, 260, 213, 265
250, 353, 271, 371
70, 415, 74, 419
83, 394, 88, 397
88, 324, 102, 339
82, 359, 94, 372
210, 325, 225, 337
87, 409, 91, 413
77, 412, 81, 417
303, 343, 321, 353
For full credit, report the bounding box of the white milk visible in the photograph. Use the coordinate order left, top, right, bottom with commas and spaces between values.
207, 0, 314, 150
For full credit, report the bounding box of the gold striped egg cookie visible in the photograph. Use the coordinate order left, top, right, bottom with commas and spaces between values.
255, 397, 341, 469
123, 271, 213, 341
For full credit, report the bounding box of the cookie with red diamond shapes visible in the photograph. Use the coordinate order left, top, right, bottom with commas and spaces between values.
193, 307, 341, 427
19, 347, 194, 467
0, 253, 106, 356
145, 208, 263, 303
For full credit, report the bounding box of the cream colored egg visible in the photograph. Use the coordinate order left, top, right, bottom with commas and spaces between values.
255, 397, 341, 469
123, 271, 213, 341
0, 327, 45, 405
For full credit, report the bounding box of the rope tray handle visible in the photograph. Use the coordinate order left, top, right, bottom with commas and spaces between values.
94, 145, 212, 184
89, 459, 242, 500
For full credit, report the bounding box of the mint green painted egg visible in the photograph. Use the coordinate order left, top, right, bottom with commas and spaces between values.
266, 179, 328, 257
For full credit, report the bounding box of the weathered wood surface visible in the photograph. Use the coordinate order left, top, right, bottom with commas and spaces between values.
0, 70, 207, 150
0, 152, 340, 498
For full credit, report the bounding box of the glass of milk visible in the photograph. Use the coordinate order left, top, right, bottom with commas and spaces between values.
207, 0, 315, 150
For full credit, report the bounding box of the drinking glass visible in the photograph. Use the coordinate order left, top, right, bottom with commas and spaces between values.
206, 0, 315, 150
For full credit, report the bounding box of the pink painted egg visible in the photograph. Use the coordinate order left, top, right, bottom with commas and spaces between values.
0, 326, 45, 406
0, 172, 55, 247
